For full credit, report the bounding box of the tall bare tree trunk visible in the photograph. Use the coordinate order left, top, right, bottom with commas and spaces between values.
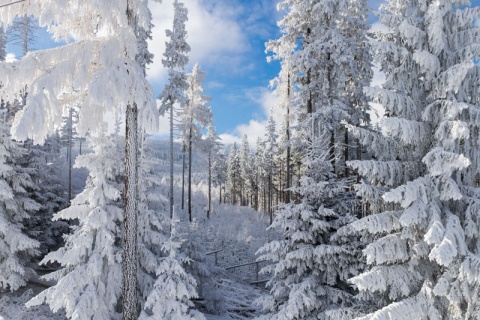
123, 103, 139, 320
67, 106, 73, 203
330, 129, 335, 172
169, 104, 174, 219
188, 127, 193, 222
344, 128, 349, 177
123, 2, 139, 318
269, 173, 273, 224
286, 73, 291, 203
233, 172, 236, 205
208, 151, 211, 218
181, 144, 186, 210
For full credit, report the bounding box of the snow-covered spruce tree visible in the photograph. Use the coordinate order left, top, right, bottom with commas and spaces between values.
0, 1, 159, 318
212, 145, 227, 205
256, 132, 363, 320
263, 116, 278, 223
0, 30, 40, 291
26, 128, 124, 319
239, 134, 253, 207
20, 136, 69, 255
179, 63, 212, 221
137, 136, 170, 311
257, 0, 372, 318
159, 0, 191, 220
203, 123, 221, 217
226, 142, 240, 205
254, 137, 267, 212
345, 1, 480, 318
0, 108, 40, 292
139, 213, 205, 320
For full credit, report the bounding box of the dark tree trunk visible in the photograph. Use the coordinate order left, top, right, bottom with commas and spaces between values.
123, 103, 139, 320
67, 107, 73, 203
188, 127, 193, 222
181, 144, 186, 210
285, 78, 291, 203
344, 128, 349, 177
208, 151, 211, 218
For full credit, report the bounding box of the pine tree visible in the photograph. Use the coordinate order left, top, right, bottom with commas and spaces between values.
263, 117, 278, 223
345, 1, 480, 318
0, 111, 40, 291
257, 0, 371, 318
139, 214, 205, 320
226, 143, 240, 205
256, 136, 363, 320
0, 29, 40, 291
212, 146, 227, 205
0, 2, 159, 318
27, 130, 124, 319
159, 0, 191, 220
178, 63, 212, 222
203, 123, 221, 218
137, 137, 170, 310
20, 135, 68, 255
239, 134, 253, 207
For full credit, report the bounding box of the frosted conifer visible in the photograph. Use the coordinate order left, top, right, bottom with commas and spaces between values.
27, 129, 124, 319
159, 0, 190, 220
346, 1, 480, 318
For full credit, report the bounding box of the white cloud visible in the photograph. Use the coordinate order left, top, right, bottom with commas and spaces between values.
5, 53, 17, 63
147, 0, 248, 85
219, 86, 281, 146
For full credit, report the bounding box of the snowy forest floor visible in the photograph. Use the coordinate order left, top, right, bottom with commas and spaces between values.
0, 203, 276, 320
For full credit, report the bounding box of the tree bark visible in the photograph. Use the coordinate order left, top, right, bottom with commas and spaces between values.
344, 128, 349, 177
123, 103, 139, 320
285, 73, 291, 203
208, 151, 211, 218
330, 129, 335, 172
169, 104, 174, 220
181, 144, 186, 210
67, 106, 73, 203
188, 126, 193, 222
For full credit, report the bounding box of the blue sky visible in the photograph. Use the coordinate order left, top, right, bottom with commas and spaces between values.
5, 0, 480, 144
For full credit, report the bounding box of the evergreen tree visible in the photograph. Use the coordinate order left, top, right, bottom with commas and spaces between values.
257, 0, 371, 318
139, 214, 205, 320
179, 63, 212, 221
226, 143, 240, 205
159, 0, 191, 220
263, 117, 278, 223
254, 137, 266, 212
256, 135, 363, 320
0, 110, 40, 291
21, 135, 69, 255
27, 130, 124, 319
239, 134, 254, 207
346, 1, 480, 318
0, 31, 40, 291
137, 137, 170, 311
203, 123, 221, 217
0, 2, 159, 318
212, 146, 227, 205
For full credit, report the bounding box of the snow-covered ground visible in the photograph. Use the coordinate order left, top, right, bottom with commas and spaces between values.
0, 140, 277, 319
0, 195, 275, 319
